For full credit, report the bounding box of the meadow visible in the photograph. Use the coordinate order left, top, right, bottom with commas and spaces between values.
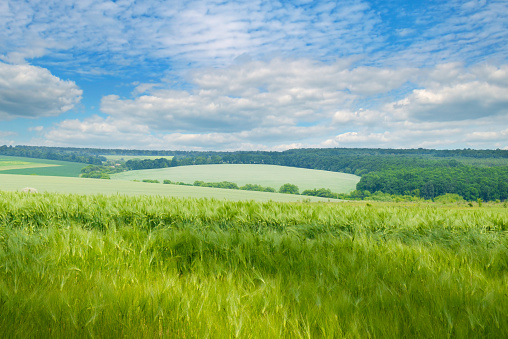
0, 174, 336, 202
111, 164, 361, 194
0, 191, 506, 338
0, 156, 85, 177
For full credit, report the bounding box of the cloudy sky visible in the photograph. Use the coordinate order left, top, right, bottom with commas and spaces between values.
1, 0, 507, 150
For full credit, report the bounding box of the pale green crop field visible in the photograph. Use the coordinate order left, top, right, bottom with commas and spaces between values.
103, 155, 173, 161
0, 174, 340, 202
0, 155, 85, 177
0, 160, 58, 171
111, 164, 360, 193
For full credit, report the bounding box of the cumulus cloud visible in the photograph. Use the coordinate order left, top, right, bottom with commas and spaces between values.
45, 115, 149, 140
388, 81, 508, 121
100, 59, 415, 133
332, 109, 386, 125
0, 62, 82, 120
385, 65, 508, 122
38, 60, 508, 150
42, 113, 332, 150
466, 129, 508, 141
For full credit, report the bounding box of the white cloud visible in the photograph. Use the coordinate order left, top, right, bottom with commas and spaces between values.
0, 130, 16, 137
386, 64, 508, 122
332, 109, 386, 125
0, 62, 82, 120
466, 129, 508, 142
28, 126, 44, 132
37, 60, 508, 150
42, 115, 152, 148
100, 59, 416, 133
0, 0, 383, 70
327, 131, 392, 146
0, 130, 16, 146
42, 114, 331, 151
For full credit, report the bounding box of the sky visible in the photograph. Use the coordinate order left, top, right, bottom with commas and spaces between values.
1, 0, 507, 151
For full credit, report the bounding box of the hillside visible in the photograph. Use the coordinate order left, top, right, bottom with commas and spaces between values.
111, 164, 361, 193
0, 155, 85, 177
0, 174, 339, 202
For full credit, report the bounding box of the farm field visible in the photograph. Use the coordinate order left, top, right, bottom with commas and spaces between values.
0, 174, 338, 202
111, 164, 361, 193
0, 191, 506, 337
0, 155, 85, 177
0, 160, 58, 171
103, 155, 173, 161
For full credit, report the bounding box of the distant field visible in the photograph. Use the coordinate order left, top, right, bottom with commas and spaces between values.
0, 156, 85, 177
111, 164, 360, 193
0, 159, 59, 171
103, 155, 173, 161
0, 174, 340, 202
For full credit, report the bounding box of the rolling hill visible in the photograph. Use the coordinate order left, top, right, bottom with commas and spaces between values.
111, 164, 360, 193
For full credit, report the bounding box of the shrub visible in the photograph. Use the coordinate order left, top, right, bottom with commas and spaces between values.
434, 193, 465, 204
279, 183, 299, 195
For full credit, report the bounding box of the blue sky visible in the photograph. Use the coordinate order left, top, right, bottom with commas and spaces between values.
1, 0, 507, 150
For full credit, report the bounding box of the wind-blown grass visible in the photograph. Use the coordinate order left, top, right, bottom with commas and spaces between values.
0, 191, 506, 337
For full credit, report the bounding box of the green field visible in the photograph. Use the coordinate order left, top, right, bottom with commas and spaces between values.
103, 155, 173, 161
0, 191, 506, 337
111, 164, 361, 193
0, 174, 339, 202
0, 159, 58, 171
0, 156, 85, 177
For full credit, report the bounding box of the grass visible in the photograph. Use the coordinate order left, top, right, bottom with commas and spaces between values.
111, 164, 361, 193
0, 156, 85, 177
0, 174, 338, 202
0, 191, 506, 337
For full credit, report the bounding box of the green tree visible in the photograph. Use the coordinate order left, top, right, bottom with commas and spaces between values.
279, 183, 299, 195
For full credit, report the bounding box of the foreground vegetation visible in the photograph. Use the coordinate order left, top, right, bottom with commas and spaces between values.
0, 191, 506, 337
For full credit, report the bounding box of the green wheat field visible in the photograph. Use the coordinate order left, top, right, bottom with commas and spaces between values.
0, 191, 506, 338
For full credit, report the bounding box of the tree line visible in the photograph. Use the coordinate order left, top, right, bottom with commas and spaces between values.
0, 145, 105, 165
357, 166, 508, 201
